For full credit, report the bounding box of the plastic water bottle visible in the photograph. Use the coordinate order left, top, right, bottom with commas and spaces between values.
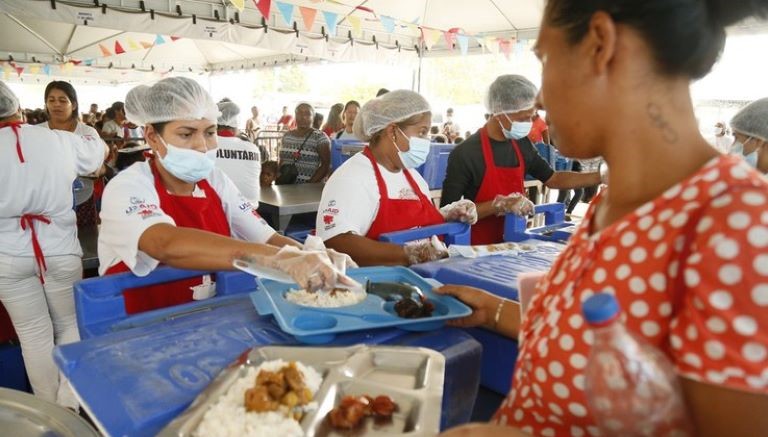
581, 293, 693, 436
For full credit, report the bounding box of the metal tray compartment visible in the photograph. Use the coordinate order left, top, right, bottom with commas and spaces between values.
159, 345, 445, 437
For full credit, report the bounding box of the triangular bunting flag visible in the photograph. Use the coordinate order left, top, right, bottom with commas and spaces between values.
379, 15, 395, 33
276, 2, 294, 26
14, 66, 24, 77
486, 37, 498, 54
254, 0, 271, 19
71, 60, 83, 66
348, 15, 362, 38
499, 38, 512, 60
140, 41, 154, 49
170, 36, 181, 41
29, 65, 40, 74
230, 0, 245, 12
299, 6, 317, 31
127, 38, 141, 51
406, 23, 419, 35
422, 28, 443, 50
2, 67, 10, 81
83, 59, 94, 66
42, 64, 51, 76
322, 11, 338, 36
114, 41, 126, 54
155, 34, 166, 45
457, 34, 469, 56
98, 43, 113, 57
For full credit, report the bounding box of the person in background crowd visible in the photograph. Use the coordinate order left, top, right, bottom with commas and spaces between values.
441, 75, 601, 245
87, 103, 99, 126
317, 90, 477, 267
442, 107, 461, 142
335, 100, 361, 140
260, 160, 279, 188
528, 110, 550, 144
729, 98, 768, 174
114, 142, 148, 172
215, 100, 262, 204
101, 101, 126, 141
40, 81, 109, 227
99, 77, 354, 314
277, 103, 331, 184
430, 126, 440, 136
376, 88, 389, 97
245, 105, 261, 141
433, 134, 448, 144
708, 121, 732, 152
440, 0, 768, 435
0, 81, 105, 409
453, 136, 465, 144
277, 105, 295, 130
312, 112, 324, 130
322, 103, 344, 137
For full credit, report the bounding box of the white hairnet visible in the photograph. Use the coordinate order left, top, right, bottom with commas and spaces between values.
485, 74, 537, 115
217, 101, 240, 128
353, 89, 431, 141
731, 98, 768, 142
125, 77, 219, 126
0, 81, 20, 119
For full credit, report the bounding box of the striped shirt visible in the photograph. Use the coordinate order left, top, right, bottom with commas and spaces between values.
279, 129, 330, 183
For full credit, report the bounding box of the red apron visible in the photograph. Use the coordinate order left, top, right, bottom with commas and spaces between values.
105, 160, 232, 314
363, 147, 444, 240
2, 121, 51, 284
471, 127, 526, 245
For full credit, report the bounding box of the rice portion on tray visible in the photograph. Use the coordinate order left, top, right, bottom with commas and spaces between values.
285, 288, 366, 307
195, 360, 322, 437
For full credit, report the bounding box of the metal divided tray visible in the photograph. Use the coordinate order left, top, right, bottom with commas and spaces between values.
250, 266, 472, 344
159, 345, 445, 437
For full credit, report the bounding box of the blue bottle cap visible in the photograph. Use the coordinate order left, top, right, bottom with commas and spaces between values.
582, 293, 621, 326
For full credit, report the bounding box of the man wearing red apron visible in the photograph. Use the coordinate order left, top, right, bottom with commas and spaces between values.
441, 75, 602, 245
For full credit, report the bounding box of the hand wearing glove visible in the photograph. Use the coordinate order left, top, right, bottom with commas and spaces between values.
491, 193, 535, 217
251, 245, 358, 292
403, 236, 449, 265
303, 235, 359, 272
440, 199, 478, 225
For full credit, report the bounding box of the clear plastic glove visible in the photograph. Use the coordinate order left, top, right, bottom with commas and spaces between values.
252, 245, 358, 292
491, 193, 535, 217
404, 236, 449, 265
440, 199, 478, 225
303, 235, 358, 272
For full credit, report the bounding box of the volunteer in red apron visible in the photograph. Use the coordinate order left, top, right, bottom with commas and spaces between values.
0, 80, 105, 408
441, 75, 602, 245
317, 90, 478, 266
98, 77, 355, 314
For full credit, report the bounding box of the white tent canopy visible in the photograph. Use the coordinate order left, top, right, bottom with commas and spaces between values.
0, 0, 545, 83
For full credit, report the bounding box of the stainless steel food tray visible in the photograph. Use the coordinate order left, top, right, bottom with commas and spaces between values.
0, 387, 100, 437
158, 345, 445, 436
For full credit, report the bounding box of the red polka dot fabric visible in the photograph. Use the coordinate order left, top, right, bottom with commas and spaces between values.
493, 155, 768, 436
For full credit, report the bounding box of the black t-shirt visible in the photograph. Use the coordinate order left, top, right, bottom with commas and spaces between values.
440, 130, 555, 206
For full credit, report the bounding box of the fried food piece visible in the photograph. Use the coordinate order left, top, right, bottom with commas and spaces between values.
371, 395, 396, 417
328, 395, 398, 429
283, 362, 305, 392
245, 385, 279, 413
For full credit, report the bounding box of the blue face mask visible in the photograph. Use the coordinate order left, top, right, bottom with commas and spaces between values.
158, 137, 216, 183
498, 114, 533, 140
731, 138, 759, 169
395, 127, 431, 169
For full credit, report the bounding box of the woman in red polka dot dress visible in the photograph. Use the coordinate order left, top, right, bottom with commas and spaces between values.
438, 1, 768, 436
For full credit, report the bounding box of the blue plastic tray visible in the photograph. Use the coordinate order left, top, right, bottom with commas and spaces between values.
250, 266, 472, 344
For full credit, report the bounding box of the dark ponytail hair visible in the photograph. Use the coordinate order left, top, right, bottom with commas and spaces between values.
44, 80, 79, 120
545, 0, 768, 79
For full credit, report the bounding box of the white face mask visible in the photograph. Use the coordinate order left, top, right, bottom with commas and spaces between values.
394, 127, 431, 169
157, 136, 217, 183
498, 113, 533, 140
730, 138, 759, 169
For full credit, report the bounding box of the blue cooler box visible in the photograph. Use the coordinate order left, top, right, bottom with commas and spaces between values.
59, 270, 482, 437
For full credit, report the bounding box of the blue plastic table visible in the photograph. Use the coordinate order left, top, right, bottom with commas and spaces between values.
59, 271, 482, 437
411, 242, 565, 395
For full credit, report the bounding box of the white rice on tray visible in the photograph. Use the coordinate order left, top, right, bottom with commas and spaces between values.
285, 288, 366, 307
195, 359, 323, 437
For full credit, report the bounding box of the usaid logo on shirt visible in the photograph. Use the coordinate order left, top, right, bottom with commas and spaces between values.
322, 202, 339, 231
124, 197, 161, 219
239, 201, 266, 222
